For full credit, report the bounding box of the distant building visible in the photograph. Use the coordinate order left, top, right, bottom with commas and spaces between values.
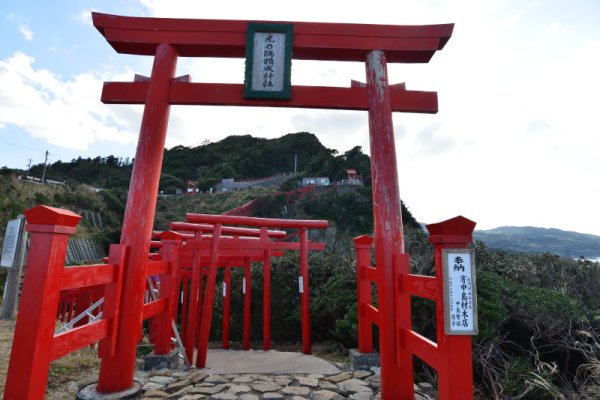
214, 173, 296, 192
344, 169, 363, 185
186, 180, 199, 194
302, 177, 330, 186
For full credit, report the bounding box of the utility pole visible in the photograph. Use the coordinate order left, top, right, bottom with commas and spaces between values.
26, 159, 32, 177
294, 153, 298, 174
41, 151, 49, 184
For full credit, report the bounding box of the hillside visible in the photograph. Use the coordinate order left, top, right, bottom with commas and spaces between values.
474, 226, 600, 258
25, 132, 372, 194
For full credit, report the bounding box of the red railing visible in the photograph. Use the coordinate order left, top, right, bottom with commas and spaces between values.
3, 206, 182, 400
57, 285, 104, 325
354, 216, 476, 400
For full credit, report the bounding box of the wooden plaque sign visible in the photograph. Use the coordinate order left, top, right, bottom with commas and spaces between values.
1, 218, 24, 268
244, 23, 293, 100
442, 249, 478, 335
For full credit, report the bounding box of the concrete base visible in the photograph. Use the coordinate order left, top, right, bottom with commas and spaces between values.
75, 381, 142, 400
143, 350, 180, 371
349, 348, 380, 370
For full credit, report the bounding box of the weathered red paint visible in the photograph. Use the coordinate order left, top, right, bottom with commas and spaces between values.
366, 50, 409, 399
97, 42, 178, 392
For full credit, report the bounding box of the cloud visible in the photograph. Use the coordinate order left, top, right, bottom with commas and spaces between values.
0, 52, 137, 150
7, 13, 34, 41
18, 24, 34, 40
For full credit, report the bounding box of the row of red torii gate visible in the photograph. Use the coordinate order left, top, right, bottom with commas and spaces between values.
3, 12, 478, 400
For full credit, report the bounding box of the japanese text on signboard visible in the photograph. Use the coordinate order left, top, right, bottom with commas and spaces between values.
443, 250, 478, 335
244, 23, 293, 99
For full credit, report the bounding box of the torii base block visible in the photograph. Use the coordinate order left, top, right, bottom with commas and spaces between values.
76, 381, 142, 400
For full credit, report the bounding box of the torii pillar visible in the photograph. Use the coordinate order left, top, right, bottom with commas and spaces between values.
96, 43, 178, 392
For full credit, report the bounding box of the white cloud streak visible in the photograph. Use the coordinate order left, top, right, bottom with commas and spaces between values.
18, 24, 33, 40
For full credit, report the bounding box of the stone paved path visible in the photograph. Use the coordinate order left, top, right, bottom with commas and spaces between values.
136, 368, 435, 399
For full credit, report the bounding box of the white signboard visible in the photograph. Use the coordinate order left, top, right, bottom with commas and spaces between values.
222, 282, 227, 298
298, 276, 304, 294
244, 23, 293, 100
243, 278, 247, 294
250, 32, 287, 92
1, 218, 23, 268
442, 249, 478, 335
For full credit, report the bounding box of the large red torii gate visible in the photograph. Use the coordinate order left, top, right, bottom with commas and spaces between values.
89, 13, 452, 399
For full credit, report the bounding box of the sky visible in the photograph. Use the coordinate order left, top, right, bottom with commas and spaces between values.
1, 0, 599, 235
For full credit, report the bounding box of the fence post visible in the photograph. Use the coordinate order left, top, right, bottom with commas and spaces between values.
262, 227, 272, 351
427, 216, 476, 400
353, 235, 374, 353
3, 205, 80, 400
299, 227, 311, 354
243, 257, 252, 351
154, 231, 184, 354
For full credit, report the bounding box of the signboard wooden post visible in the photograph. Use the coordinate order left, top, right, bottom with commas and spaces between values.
1, 215, 28, 319
442, 249, 478, 335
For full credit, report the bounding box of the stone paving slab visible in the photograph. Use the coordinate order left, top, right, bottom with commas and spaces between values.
133, 350, 434, 399
203, 349, 341, 375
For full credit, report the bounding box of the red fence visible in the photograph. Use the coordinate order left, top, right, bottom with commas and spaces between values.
354, 216, 476, 399
3, 206, 182, 399
4, 205, 328, 398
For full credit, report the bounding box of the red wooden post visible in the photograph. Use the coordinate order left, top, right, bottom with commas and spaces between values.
154, 232, 184, 354
4, 205, 80, 400
261, 227, 272, 350
186, 231, 203, 363
222, 265, 231, 349
393, 252, 415, 399
427, 216, 476, 400
243, 257, 252, 351
97, 43, 178, 392
366, 50, 409, 399
299, 228, 311, 354
353, 235, 374, 353
98, 244, 126, 359
180, 275, 189, 345
196, 223, 222, 368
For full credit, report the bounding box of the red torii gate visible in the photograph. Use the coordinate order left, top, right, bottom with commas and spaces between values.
31, 12, 451, 398
165, 215, 327, 368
